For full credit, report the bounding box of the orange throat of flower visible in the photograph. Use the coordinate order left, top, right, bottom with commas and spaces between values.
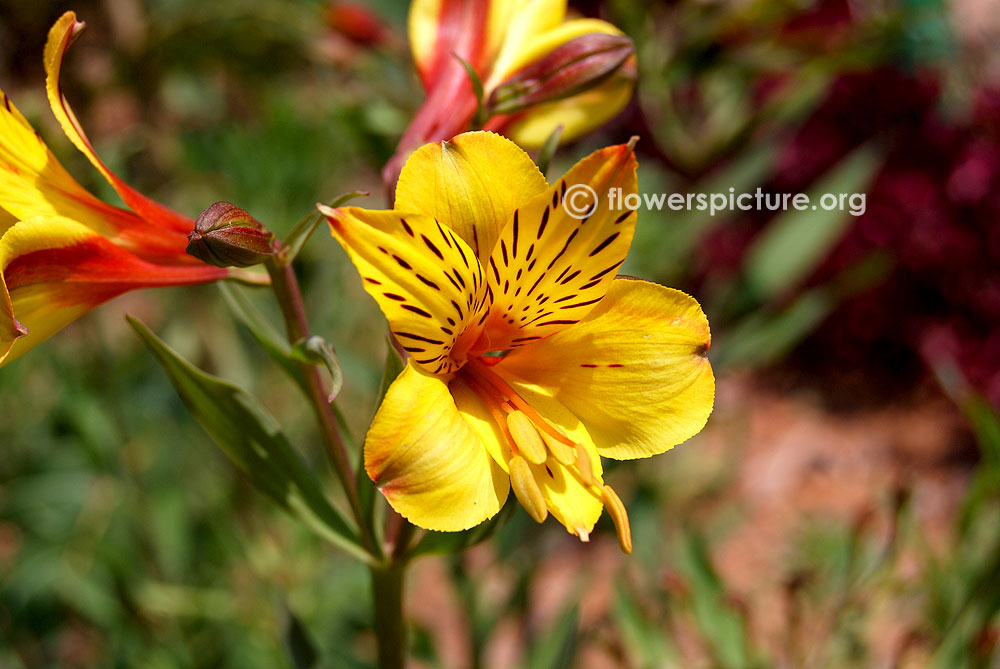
453, 356, 632, 554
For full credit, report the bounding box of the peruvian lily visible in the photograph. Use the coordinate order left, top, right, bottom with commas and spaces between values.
0, 12, 231, 367
323, 132, 714, 551
385, 0, 637, 185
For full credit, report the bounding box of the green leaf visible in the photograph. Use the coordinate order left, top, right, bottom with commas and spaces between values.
127, 316, 369, 562
375, 337, 406, 411
221, 285, 345, 403
284, 607, 320, 669
525, 604, 579, 669
290, 336, 344, 402
219, 282, 304, 391
714, 289, 834, 370
453, 53, 486, 125
675, 530, 751, 668
744, 144, 881, 300
280, 191, 368, 265
612, 584, 678, 668
715, 252, 891, 369
536, 124, 564, 177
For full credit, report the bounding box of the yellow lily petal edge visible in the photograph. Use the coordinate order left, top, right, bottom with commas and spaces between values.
394, 131, 548, 260
44, 11, 192, 234
365, 361, 510, 532
497, 277, 715, 460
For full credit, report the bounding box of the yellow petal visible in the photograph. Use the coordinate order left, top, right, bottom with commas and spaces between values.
485, 0, 569, 88
478, 140, 637, 352
1, 215, 227, 367
44, 12, 191, 234
0, 89, 125, 236
324, 205, 487, 374
408, 0, 507, 87
0, 205, 15, 241
526, 454, 603, 540
364, 361, 509, 532
1, 216, 104, 365
502, 67, 636, 149
407, 0, 441, 83
488, 16, 622, 88
394, 131, 548, 259
498, 277, 715, 460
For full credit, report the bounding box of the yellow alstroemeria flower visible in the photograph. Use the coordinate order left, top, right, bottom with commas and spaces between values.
323, 132, 714, 551
0, 12, 230, 366
386, 0, 636, 185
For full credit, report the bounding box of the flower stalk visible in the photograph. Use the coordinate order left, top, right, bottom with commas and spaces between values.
370, 562, 407, 669
264, 255, 380, 559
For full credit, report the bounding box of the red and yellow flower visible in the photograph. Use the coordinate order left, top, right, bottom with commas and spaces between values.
324, 132, 714, 551
0, 12, 230, 366
387, 0, 637, 184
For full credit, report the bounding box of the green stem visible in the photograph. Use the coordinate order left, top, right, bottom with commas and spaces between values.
265, 258, 379, 558
370, 562, 407, 669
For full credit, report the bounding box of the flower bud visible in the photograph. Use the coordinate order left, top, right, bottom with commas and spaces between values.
186, 201, 276, 268
487, 33, 635, 115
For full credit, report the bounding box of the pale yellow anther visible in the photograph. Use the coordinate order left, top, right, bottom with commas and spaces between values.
506, 411, 547, 465
601, 485, 633, 554
540, 429, 576, 466
575, 443, 595, 486
509, 456, 548, 524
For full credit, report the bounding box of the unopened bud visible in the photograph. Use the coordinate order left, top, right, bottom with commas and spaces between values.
488, 33, 635, 115
186, 201, 276, 268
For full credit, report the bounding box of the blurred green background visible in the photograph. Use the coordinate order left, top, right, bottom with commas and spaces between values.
3, 0, 1000, 666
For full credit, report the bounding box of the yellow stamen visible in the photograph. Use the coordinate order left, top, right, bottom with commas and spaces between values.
506, 411, 547, 465
575, 443, 595, 487
454, 375, 517, 444
468, 358, 574, 446
600, 485, 632, 554
510, 456, 548, 523
576, 526, 590, 542
540, 429, 576, 466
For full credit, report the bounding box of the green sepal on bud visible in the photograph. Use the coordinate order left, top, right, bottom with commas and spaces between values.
487, 33, 635, 116
187, 201, 276, 268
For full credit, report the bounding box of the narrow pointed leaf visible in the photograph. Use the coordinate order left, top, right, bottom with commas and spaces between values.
744, 145, 880, 299
536, 124, 564, 177
453, 53, 486, 125
526, 604, 580, 669
219, 282, 305, 391
127, 316, 368, 562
